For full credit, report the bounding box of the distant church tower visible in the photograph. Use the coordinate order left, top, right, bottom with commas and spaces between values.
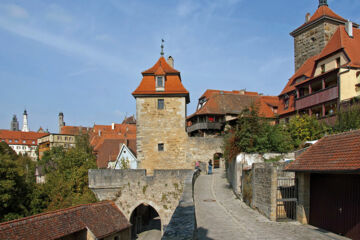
58, 112, 65, 133
132, 44, 190, 173
22, 110, 29, 132
10, 115, 19, 131
290, 0, 357, 70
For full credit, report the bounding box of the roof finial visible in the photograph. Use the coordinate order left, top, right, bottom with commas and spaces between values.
160, 39, 164, 56
319, 0, 328, 8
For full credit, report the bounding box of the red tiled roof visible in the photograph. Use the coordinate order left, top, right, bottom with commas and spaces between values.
0, 130, 48, 146
60, 126, 92, 135
132, 57, 190, 102
291, 5, 347, 36
279, 26, 360, 115
188, 90, 279, 119
0, 201, 131, 240
286, 130, 360, 172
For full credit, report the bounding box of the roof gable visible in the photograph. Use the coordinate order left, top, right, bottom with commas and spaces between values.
132, 57, 190, 102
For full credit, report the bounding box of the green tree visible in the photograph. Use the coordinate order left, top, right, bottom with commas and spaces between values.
35, 134, 98, 212
0, 142, 34, 222
334, 104, 360, 132
287, 114, 329, 148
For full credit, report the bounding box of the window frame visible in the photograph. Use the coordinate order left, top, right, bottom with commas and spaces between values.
158, 143, 164, 152
157, 99, 165, 110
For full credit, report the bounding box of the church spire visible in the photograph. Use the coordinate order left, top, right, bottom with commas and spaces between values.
22, 109, 29, 132
319, 0, 328, 8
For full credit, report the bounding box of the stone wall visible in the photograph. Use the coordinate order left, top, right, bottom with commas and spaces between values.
136, 97, 189, 173
88, 169, 193, 231
294, 21, 340, 70
186, 137, 223, 165
162, 169, 200, 240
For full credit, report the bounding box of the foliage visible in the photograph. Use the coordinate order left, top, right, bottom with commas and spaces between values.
36, 134, 98, 212
287, 114, 329, 149
0, 142, 35, 222
334, 104, 360, 132
119, 157, 130, 169
223, 106, 293, 162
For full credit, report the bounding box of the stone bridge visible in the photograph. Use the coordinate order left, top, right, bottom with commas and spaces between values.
88, 169, 194, 234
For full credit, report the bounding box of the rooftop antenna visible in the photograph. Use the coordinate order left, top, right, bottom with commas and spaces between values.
160, 39, 165, 56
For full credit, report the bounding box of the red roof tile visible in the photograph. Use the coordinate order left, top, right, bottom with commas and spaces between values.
60, 126, 92, 135
0, 130, 48, 146
291, 5, 347, 36
286, 129, 360, 172
132, 57, 190, 103
0, 201, 131, 240
188, 90, 279, 119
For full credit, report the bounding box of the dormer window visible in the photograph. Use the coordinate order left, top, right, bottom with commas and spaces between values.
156, 76, 165, 91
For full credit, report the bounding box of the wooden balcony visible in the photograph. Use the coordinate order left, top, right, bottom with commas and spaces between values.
187, 122, 223, 133
295, 86, 338, 110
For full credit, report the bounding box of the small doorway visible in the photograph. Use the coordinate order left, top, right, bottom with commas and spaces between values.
213, 153, 222, 169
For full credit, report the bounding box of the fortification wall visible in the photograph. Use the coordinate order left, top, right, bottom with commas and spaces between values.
89, 169, 193, 230
186, 137, 223, 165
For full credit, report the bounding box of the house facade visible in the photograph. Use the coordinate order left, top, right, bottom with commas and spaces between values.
0, 130, 47, 160
187, 89, 279, 136
38, 133, 76, 159
108, 143, 138, 169
279, 1, 360, 123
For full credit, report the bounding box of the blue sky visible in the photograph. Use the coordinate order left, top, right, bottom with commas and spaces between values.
0, 0, 359, 132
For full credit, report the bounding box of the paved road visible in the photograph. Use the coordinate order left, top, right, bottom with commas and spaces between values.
194, 169, 349, 240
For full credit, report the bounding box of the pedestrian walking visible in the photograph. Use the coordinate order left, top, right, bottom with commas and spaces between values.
208, 159, 213, 174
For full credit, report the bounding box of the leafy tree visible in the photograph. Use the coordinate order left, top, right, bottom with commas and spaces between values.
0, 142, 34, 222
35, 134, 97, 212
334, 104, 360, 132
287, 114, 329, 148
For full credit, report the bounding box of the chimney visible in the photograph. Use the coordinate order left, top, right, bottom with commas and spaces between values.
167, 56, 174, 68
305, 13, 311, 23
112, 123, 115, 130
239, 89, 246, 95
98, 130, 101, 136
345, 21, 353, 38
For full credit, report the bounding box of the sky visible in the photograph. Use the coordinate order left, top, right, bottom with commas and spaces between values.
1, 0, 360, 132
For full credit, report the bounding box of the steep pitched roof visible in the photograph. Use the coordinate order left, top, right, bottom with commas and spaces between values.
280, 26, 360, 99
0, 201, 131, 240
132, 57, 190, 103
291, 5, 347, 36
286, 129, 360, 172
188, 90, 279, 119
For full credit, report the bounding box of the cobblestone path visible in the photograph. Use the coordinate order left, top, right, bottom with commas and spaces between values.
194, 169, 349, 240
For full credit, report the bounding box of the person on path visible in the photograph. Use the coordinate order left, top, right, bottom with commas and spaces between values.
208, 159, 213, 174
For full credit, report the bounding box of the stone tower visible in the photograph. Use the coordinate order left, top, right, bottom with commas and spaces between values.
290, 0, 355, 71
22, 110, 29, 132
58, 112, 65, 133
10, 115, 19, 131
132, 56, 190, 173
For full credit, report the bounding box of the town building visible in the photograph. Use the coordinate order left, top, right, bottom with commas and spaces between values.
187, 89, 279, 136
108, 143, 138, 169
90, 123, 136, 168
10, 115, 19, 131
132, 55, 190, 173
0, 201, 131, 240
0, 130, 48, 160
38, 133, 76, 159
286, 129, 360, 239
279, 0, 360, 123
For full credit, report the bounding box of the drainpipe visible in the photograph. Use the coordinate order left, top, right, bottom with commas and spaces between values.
337, 66, 351, 111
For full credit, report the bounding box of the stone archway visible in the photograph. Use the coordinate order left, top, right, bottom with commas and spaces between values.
129, 203, 162, 239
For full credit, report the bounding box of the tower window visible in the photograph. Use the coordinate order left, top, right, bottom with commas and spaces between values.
158, 143, 164, 152
158, 99, 164, 110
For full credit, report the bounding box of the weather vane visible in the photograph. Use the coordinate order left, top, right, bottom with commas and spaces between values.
160, 39, 164, 56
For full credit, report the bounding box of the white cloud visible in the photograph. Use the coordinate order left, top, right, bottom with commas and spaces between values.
0, 16, 127, 73
1, 4, 28, 19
